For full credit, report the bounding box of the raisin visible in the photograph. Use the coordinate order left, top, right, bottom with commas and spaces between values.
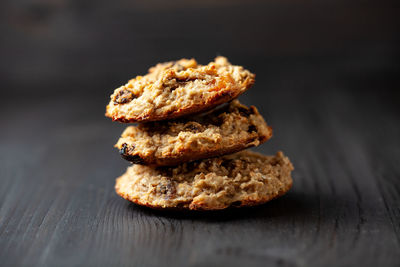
113, 89, 135, 105
238, 106, 254, 117
175, 77, 196, 83
157, 182, 176, 199
248, 125, 257, 133
163, 76, 197, 91
121, 154, 144, 164
184, 123, 201, 132
172, 78, 196, 91
119, 143, 144, 164
169, 85, 179, 91
119, 143, 130, 154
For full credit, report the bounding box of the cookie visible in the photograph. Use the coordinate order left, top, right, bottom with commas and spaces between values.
116, 100, 272, 166
105, 57, 255, 122
115, 151, 293, 210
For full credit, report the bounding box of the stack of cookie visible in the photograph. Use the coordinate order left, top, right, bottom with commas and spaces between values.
106, 57, 293, 210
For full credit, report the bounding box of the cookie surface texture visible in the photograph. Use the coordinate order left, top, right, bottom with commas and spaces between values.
115, 151, 293, 210
116, 100, 272, 166
106, 57, 255, 122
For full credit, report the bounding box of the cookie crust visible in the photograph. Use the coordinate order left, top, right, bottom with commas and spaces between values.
105, 57, 255, 122
115, 151, 293, 210
116, 100, 272, 166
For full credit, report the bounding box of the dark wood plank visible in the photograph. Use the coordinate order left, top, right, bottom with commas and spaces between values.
0, 87, 399, 266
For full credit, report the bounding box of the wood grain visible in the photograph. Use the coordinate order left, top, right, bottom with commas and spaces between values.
0, 87, 399, 266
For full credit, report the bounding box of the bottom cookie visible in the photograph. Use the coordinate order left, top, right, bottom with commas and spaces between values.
115, 150, 294, 210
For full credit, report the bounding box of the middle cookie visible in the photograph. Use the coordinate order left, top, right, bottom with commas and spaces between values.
116, 100, 272, 166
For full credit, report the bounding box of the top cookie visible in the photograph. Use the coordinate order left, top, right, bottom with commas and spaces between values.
105, 57, 255, 122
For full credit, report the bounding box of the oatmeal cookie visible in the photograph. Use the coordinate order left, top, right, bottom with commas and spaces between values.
115, 150, 293, 210
106, 57, 255, 122
116, 100, 272, 166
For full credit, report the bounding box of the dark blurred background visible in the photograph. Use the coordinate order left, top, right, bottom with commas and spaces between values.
1, 0, 399, 98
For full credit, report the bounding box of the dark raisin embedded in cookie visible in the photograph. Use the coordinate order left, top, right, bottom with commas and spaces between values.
248, 125, 257, 133
175, 77, 197, 83
119, 143, 145, 164
156, 182, 176, 200
113, 89, 136, 105
183, 122, 203, 133
237, 106, 254, 117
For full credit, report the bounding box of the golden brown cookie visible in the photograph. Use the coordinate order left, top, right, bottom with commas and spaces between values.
116, 100, 272, 166
105, 57, 255, 122
115, 151, 293, 210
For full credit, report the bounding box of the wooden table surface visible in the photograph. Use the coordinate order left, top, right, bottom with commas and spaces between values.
1, 86, 399, 266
